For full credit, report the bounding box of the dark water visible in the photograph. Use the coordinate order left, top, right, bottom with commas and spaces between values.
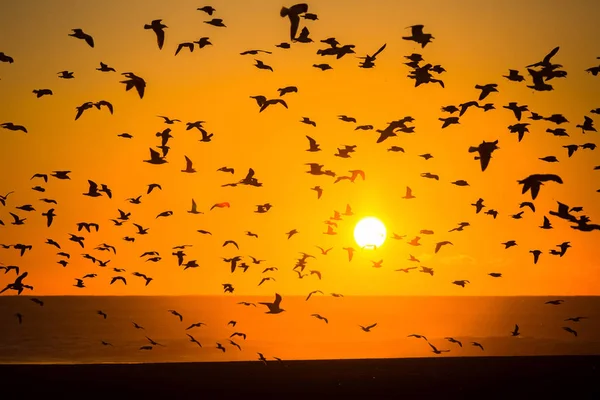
0, 296, 598, 364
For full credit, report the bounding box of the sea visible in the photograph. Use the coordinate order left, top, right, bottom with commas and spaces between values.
0, 296, 599, 364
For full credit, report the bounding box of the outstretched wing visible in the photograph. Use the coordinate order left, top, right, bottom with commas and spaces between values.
542, 46, 560, 64
372, 43, 387, 58
15, 272, 28, 285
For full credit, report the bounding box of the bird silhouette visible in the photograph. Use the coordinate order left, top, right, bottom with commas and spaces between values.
259, 293, 285, 314
144, 20, 168, 49
359, 323, 377, 332
69, 29, 94, 48
280, 4, 309, 41
402, 25, 434, 48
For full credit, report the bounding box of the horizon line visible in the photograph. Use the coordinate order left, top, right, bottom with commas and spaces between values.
1, 294, 598, 297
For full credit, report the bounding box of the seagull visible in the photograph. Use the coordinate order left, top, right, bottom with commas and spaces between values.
280, 3, 309, 41
69, 29, 94, 48
120, 72, 146, 99
428, 343, 450, 354
402, 25, 434, 48
311, 314, 328, 324
144, 19, 168, 49
562, 327, 578, 337
187, 334, 202, 347
511, 324, 520, 336
359, 323, 377, 332
259, 293, 285, 314
204, 18, 226, 27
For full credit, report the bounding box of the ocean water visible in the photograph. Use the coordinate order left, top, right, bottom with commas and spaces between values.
0, 296, 599, 364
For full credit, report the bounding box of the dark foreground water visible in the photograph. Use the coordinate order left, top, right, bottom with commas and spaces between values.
0, 295, 598, 364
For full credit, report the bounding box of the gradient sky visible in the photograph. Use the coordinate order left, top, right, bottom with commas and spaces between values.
0, 0, 599, 296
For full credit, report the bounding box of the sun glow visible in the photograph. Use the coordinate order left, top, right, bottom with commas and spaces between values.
354, 217, 387, 249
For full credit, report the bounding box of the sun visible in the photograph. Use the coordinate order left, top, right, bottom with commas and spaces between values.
354, 217, 387, 249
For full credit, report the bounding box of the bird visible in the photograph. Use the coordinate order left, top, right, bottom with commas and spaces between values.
32, 89, 53, 98
313, 63, 332, 71
445, 337, 462, 347
144, 20, 168, 49
511, 324, 520, 336
110, 276, 126, 285
518, 174, 563, 200
565, 317, 587, 322
69, 29, 94, 47
402, 25, 434, 48
259, 293, 285, 314
503, 102, 529, 121
203, 18, 225, 27
468, 140, 500, 172
435, 241, 453, 253
254, 59, 274, 72
280, 3, 309, 41
428, 343, 450, 354
562, 326, 578, 337
576, 116, 597, 133
358, 43, 387, 68
168, 309, 183, 321
452, 280, 470, 288
96, 62, 115, 72
475, 84, 499, 100
57, 70, 74, 79
186, 334, 202, 347
402, 187, 416, 199
311, 314, 328, 324
197, 5, 216, 15
472, 342, 485, 351
439, 117, 460, 129
120, 72, 146, 99
181, 156, 196, 173
1, 123, 28, 133
503, 69, 525, 82
0, 52, 15, 63
278, 86, 298, 96
529, 250, 542, 265
359, 323, 377, 332
306, 290, 324, 301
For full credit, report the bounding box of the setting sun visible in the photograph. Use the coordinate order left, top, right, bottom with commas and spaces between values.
354, 217, 387, 249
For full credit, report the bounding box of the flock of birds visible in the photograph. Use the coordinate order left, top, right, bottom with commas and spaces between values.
1, 3, 599, 362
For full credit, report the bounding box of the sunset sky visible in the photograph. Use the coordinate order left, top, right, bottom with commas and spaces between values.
0, 0, 599, 296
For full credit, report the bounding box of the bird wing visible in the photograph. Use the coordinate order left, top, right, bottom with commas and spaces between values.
540, 174, 563, 184
149, 148, 161, 160
273, 293, 282, 307
84, 34, 94, 48
479, 150, 492, 171
175, 42, 190, 56
372, 43, 387, 58
410, 25, 424, 36
14, 272, 28, 285
289, 14, 300, 41
542, 46, 560, 64
155, 28, 165, 49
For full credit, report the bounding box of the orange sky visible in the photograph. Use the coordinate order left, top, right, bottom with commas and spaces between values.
0, 0, 599, 296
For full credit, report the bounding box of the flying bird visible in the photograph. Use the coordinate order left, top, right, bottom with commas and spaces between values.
144, 19, 168, 49
69, 29, 94, 47
280, 3, 309, 41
